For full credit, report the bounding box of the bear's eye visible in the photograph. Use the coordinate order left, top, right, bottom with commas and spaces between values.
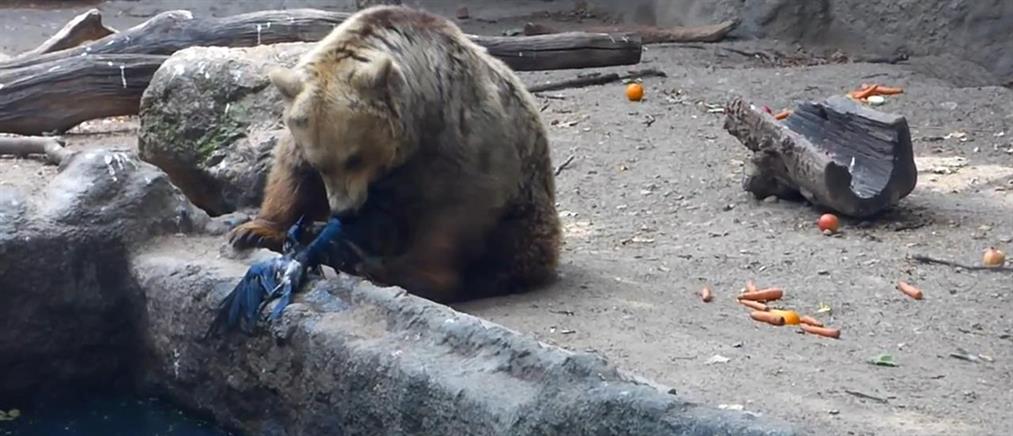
344, 153, 364, 170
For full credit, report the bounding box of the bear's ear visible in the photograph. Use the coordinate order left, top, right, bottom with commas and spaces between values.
269, 67, 304, 101
356, 54, 401, 93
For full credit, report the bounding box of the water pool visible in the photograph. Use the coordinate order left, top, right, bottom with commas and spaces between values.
0, 394, 234, 436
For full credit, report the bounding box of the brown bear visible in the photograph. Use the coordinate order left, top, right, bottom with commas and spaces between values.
228, 5, 562, 303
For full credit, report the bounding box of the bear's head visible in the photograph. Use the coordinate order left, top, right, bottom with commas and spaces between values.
269, 53, 404, 217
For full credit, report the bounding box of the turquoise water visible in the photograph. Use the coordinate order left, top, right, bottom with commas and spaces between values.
0, 395, 235, 436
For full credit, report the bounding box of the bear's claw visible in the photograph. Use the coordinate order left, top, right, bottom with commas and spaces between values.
228, 219, 287, 251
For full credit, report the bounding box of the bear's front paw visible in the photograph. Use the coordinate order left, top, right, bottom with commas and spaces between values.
228, 219, 286, 252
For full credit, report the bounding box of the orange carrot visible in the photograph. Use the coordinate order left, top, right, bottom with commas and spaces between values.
700, 287, 713, 303
739, 299, 769, 311
873, 86, 903, 95
774, 110, 792, 120
738, 288, 783, 302
745, 280, 758, 293
847, 87, 867, 99
851, 84, 879, 100
800, 323, 840, 339
799, 315, 824, 327
897, 280, 923, 300
750, 310, 785, 326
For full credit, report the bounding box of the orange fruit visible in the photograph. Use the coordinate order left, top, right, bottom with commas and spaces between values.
626, 83, 644, 102
770, 310, 801, 325
817, 213, 839, 233
983, 247, 1006, 267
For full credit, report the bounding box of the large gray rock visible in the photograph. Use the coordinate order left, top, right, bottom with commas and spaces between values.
138, 43, 312, 216
0, 148, 209, 401
40, 149, 209, 241
0, 186, 27, 234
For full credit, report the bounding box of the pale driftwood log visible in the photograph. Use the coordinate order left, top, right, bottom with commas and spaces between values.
0, 54, 167, 135
0, 9, 642, 135
15, 9, 116, 60
0, 9, 347, 72
0, 135, 76, 165
723, 95, 918, 218
524, 20, 738, 44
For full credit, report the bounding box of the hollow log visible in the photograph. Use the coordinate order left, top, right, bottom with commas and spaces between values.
0, 54, 167, 135
0, 8, 641, 135
723, 95, 918, 218
15, 9, 116, 60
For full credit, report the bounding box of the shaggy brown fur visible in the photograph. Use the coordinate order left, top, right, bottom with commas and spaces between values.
229, 5, 561, 302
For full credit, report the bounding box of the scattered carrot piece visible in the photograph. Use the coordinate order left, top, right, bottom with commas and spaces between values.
745, 280, 758, 293
851, 84, 879, 100
897, 280, 924, 300
874, 86, 903, 95
739, 299, 769, 311
773, 110, 792, 120
750, 310, 785, 326
800, 323, 841, 339
770, 309, 801, 325
799, 315, 824, 327
738, 288, 783, 302
848, 83, 904, 100
700, 287, 713, 303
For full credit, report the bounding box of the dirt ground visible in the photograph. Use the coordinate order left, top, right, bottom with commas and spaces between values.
3, 1, 1013, 436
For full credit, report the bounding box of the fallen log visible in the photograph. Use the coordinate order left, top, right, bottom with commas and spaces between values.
0, 135, 75, 165
0, 9, 640, 72
14, 9, 116, 60
474, 32, 641, 72
0, 9, 346, 72
0, 54, 167, 135
723, 96, 918, 218
524, 20, 737, 44
529, 68, 666, 93
0, 8, 641, 135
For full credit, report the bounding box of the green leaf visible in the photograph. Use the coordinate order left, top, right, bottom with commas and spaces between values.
870, 353, 898, 367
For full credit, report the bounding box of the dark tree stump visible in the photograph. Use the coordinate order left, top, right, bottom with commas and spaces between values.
723, 95, 918, 218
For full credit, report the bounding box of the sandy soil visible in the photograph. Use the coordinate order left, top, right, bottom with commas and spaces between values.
2, 1, 1012, 435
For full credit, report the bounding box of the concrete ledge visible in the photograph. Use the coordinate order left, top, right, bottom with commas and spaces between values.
134, 236, 797, 436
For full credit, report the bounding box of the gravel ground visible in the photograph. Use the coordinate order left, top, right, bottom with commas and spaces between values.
2, 1, 1012, 435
